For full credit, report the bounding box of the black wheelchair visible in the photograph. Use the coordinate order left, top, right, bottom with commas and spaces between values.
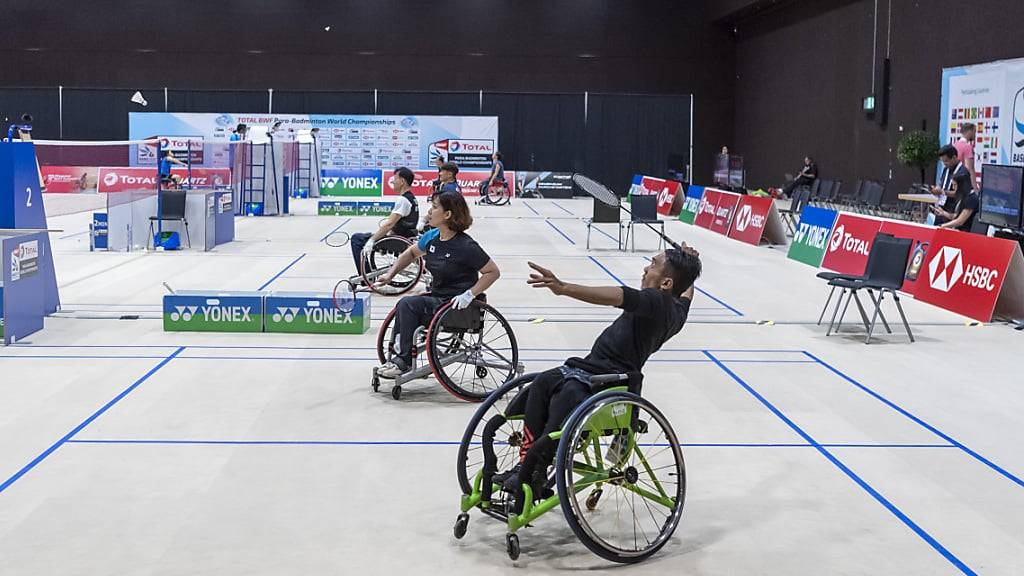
352, 235, 427, 297
373, 295, 523, 401
454, 371, 686, 563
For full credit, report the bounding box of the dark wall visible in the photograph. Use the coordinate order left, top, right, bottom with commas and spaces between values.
0, 0, 735, 183
731, 0, 1024, 195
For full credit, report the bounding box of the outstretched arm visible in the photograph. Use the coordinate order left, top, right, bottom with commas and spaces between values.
527, 262, 624, 307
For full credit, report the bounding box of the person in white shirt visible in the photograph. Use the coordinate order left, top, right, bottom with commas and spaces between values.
350, 167, 420, 274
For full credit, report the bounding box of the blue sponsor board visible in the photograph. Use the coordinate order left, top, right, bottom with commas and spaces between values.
91, 212, 108, 250
163, 291, 264, 332
265, 292, 371, 334
787, 206, 839, 267
321, 169, 384, 196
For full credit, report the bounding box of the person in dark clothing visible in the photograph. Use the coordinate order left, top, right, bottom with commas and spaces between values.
494, 246, 702, 502
932, 173, 980, 232
931, 144, 973, 226
782, 156, 818, 197
350, 167, 420, 273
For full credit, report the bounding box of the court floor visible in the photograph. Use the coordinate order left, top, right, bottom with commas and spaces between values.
1, 197, 1021, 575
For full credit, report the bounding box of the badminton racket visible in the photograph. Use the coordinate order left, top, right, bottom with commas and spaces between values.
572, 173, 684, 251
324, 231, 351, 248
332, 278, 373, 314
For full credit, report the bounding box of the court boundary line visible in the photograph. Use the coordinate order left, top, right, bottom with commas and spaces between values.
257, 253, 306, 291
319, 218, 352, 242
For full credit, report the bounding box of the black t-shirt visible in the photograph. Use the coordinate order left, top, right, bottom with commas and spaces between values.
954, 192, 980, 232
417, 229, 491, 299
805, 163, 818, 178
582, 287, 691, 374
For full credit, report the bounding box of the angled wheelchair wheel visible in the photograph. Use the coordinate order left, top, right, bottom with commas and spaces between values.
456, 373, 537, 496
426, 300, 519, 402
555, 391, 686, 564
486, 183, 511, 206
362, 235, 423, 296
375, 308, 399, 364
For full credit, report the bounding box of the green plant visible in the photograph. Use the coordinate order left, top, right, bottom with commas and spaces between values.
896, 130, 939, 184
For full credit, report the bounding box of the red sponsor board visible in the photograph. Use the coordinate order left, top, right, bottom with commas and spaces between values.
913, 229, 1018, 322
383, 170, 514, 197
41, 166, 98, 193
693, 188, 720, 229
727, 195, 774, 245
877, 220, 936, 296
709, 191, 740, 235
97, 167, 231, 192
633, 176, 684, 216
820, 213, 884, 275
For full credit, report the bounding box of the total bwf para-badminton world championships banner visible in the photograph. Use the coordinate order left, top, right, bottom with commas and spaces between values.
941, 56, 1024, 171
128, 113, 498, 171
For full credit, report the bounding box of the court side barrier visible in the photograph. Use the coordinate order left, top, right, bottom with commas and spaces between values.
786, 206, 1024, 323
677, 185, 788, 246
163, 291, 371, 334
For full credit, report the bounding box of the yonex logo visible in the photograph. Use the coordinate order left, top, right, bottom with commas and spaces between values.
170, 306, 198, 322
272, 307, 300, 323
927, 246, 964, 293
323, 177, 340, 188
735, 205, 753, 231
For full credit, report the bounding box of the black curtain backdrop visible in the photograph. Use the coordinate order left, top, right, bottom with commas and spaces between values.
483, 93, 586, 176
167, 90, 268, 113
271, 91, 375, 114
0, 87, 61, 140
376, 91, 480, 116
61, 88, 164, 140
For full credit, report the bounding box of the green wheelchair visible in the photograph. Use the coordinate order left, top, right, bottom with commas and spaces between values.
454, 370, 686, 563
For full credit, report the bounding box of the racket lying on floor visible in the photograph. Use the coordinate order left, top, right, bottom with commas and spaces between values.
332, 278, 374, 314
324, 231, 351, 248
572, 173, 685, 251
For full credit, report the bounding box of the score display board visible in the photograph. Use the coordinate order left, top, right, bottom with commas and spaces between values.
129, 113, 498, 171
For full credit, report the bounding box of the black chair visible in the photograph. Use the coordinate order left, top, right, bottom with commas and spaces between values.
586, 197, 622, 249
148, 189, 191, 249
815, 232, 893, 325
781, 187, 811, 236
621, 194, 665, 252
825, 235, 914, 344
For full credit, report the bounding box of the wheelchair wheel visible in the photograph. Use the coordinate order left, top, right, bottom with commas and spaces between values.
376, 308, 399, 364
486, 183, 511, 206
362, 236, 423, 296
426, 300, 519, 402
555, 391, 686, 564
456, 373, 536, 495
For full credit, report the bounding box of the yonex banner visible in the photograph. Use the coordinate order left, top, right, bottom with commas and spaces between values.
318, 200, 395, 216
913, 229, 1024, 322
787, 206, 838, 267
265, 292, 371, 335
678, 185, 704, 225
321, 169, 384, 197
163, 291, 264, 332
820, 213, 884, 276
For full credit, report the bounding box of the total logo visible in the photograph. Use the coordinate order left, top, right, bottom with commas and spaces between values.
103, 172, 120, 187
698, 197, 716, 216
828, 225, 870, 256
170, 305, 253, 322
448, 139, 494, 153
927, 246, 999, 293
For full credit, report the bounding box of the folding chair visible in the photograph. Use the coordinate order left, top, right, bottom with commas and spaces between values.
815, 232, 892, 324
148, 189, 191, 248
621, 194, 664, 252
586, 197, 622, 249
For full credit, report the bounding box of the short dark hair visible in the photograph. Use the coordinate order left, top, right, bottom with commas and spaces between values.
440, 161, 459, 174
434, 191, 473, 232
938, 144, 958, 160
494, 151, 502, 160
664, 248, 702, 297
394, 167, 414, 187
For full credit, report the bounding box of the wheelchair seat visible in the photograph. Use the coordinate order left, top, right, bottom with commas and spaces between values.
436, 293, 487, 332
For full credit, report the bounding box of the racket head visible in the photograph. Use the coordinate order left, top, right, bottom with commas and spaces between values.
332, 279, 359, 314
324, 231, 351, 248
572, 173, 621, 207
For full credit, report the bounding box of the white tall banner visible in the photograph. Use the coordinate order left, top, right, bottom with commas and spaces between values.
940, 57, 1024, 170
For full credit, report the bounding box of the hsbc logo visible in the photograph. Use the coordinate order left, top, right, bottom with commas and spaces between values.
927, 246, 999, 292
735, 205, 752, 231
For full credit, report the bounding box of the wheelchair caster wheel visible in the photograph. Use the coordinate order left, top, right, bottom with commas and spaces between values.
476, 366, 488, 379
453, 513, 469, 539
371, 376, 380, 393
585, 488, 603, 511
391, 385, 402, 400
506, 533, 520, 561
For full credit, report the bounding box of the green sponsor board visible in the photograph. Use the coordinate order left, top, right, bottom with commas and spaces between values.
678, 185, 704, 225
265, 292, 371, 334
786, 206, 838, 267
163, 292, 264, 332
318, 200, 395, 217
321, 169, 384, 197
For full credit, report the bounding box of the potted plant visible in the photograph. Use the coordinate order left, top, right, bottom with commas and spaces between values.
896, 130, 939, 185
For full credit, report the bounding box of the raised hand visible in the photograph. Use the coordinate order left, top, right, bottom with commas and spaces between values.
527, 262, 567, 295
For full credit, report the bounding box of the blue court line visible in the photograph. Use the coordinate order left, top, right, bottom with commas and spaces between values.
523, 202, 541, 216
703, 350, 975, 575
319, 218, 352, 242
591, 225, 622, 246
588, 256, 625, 285
257, 253, 306, 291
551, 201, 574, 216
0, 347, 185, 495
544, 220, 576, 245
0, 355, 811, 365
8, 344, 806, 353
805, 351, 1024, 490
64, 439, 957, 448
639, 255, 744, 317
58, 230, 90, 240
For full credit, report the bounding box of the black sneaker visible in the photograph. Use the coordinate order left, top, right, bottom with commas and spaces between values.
492, 464, 522, 487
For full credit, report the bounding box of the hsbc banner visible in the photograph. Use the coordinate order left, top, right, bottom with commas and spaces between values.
40, 166, 98, 193
914, 229, 1024, 322
97, 167, 232, 193
383, 169, 514, 197
820, 213, 884, 276
678, 185, 704, 225
728, 195, 774, 245
629, 174, 685, 216
321, 169, 384, 197
129, 113, 497, 171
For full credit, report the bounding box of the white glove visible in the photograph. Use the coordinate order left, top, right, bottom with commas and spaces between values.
452, 289, 475, 310
361, 239, 375, 257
